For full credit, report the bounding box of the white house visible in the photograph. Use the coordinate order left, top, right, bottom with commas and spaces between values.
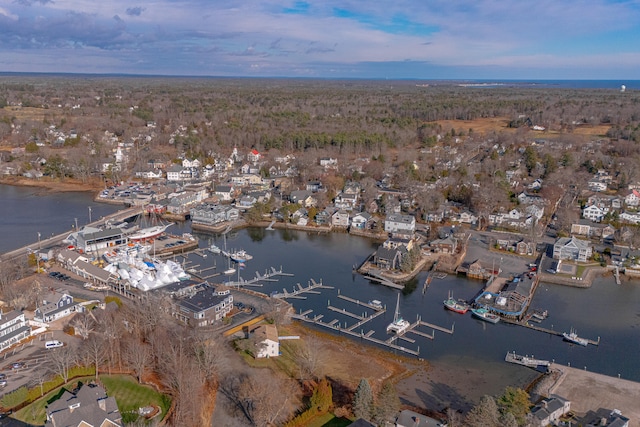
582, 204, 608, 222
625, 190, 640, 207
384, 214, 416, 234
34, 290, 78, 323
0, 310, 30, 352
252, 324, 279, 358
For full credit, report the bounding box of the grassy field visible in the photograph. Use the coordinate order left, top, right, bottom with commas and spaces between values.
12, 375, 170, 426
100, 375, 171, 424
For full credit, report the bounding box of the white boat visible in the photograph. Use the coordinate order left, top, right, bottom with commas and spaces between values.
127, 223, 173, 241
208, 244, 221, 254
563, 328, 588, 346
224, 268, 236, 275
386, 294, 410, 334
225, 249, 252, 263
369, 299, 383, 310
471, 306, 500, 324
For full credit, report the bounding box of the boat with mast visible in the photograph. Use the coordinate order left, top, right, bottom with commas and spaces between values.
563, 328, 588, 346
443, 291, 469, 314
386, 294, 410, 334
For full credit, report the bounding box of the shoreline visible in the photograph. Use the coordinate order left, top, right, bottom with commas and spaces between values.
0, 176, 103, 193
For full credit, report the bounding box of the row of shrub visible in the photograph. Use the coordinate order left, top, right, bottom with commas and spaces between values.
0, 366, 95, 410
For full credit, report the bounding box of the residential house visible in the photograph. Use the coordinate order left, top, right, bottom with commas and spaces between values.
182, 158, 201, 168
453, 210, 478, 225
350, 212, 372, 230
45, 383, 122, 427
251, 324, 279, 358
0, 310, 31, 352
620, 211, 640, 224
343, 181, 361, 195
237, 195, 258, 210
456, 259, 498, 280
588, 178, 608, 192
34, 290, 78, 323
167, 191, 201, 215
583, 409, 630, 427
331, 210, 350, 228
247, 148, 261, 163
290, 190, 317, 208
384, 214, 416, 234
625, 190, 640, 207
314, 210, 331, 226
571, 220, 616, 240
306, 181, 322, 192
582, 204, 608, 222
159, 281, 233, 327
429, 236, 457, 254
334, 192, 358, 211
214, 185, 235, 202
553, 237, 593, 262
383, 236, 414, 251
374, 246, 406, 270
319, 157, 338, 169
527, 395, 571, 427
517, 191, 545, 205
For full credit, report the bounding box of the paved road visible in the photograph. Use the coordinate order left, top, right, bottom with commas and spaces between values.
0, 207, 140, 262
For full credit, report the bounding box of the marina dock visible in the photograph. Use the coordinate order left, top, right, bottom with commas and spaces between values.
225, 266, 293, 288
271, 278, 334, 299
501, 318, 600, 346
505, 351, 550, 370
361, 269, 404, 290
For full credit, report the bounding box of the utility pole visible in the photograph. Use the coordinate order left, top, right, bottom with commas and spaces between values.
37, 232, 41, 251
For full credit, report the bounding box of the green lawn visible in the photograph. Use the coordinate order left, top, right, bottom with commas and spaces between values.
12, 375, 170, 426
100, 375, 171, 424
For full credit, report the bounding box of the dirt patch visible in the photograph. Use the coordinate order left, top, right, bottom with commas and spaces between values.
0, 176, 102, 193
550, 365, 640, 426
435, 117, 514, 135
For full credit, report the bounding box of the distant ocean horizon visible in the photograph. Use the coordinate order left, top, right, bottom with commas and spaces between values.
0, 71, 636, 90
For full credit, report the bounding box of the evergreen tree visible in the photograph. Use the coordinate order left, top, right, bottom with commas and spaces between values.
352, 378, 374, 420
464, 395, 500, 427
310, 378, 332, 414
373, 381, 400, 425
497, 386, 530, 426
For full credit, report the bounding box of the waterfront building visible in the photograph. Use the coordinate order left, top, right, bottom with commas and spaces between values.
156, 281, 233, 327
0, 310, 30, 352
67, 227, 128, 254
553, 236, 593, 262
528, 395, 571, 427
57, 249, 118, 285
251, 324, 279, 358
190, 203, 239, 226
331, 210, 350, 228
384, 213, 416, 234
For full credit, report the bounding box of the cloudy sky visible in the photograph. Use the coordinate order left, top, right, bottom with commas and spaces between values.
1, 0, 639, 79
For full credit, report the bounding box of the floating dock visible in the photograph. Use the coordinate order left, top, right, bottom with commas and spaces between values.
271, 278, 334, 299
505, 351, 551, 370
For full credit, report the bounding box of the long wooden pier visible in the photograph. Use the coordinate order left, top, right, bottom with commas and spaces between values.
271, 278, 334, 299
225, 266, 293, 287
502, 318, 600, 346
361, 270, 404, 290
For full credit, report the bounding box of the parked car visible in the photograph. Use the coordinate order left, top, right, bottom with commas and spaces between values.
12, 362, 25, 370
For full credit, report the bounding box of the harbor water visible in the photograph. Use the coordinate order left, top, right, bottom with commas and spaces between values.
1, 184, 639, 382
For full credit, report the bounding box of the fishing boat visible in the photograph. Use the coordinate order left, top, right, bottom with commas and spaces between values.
443, 291, 469, 314
225, 249, 252, 263
368, 300, 383, 310
471, 306, 500, 324
386, 294, 410, 334
562, 328, 588, 346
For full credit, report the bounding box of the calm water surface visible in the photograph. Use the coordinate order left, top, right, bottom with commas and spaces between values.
2, 184, 639, 382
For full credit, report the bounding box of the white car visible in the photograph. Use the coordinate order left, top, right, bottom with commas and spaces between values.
45, 340, 64, 349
